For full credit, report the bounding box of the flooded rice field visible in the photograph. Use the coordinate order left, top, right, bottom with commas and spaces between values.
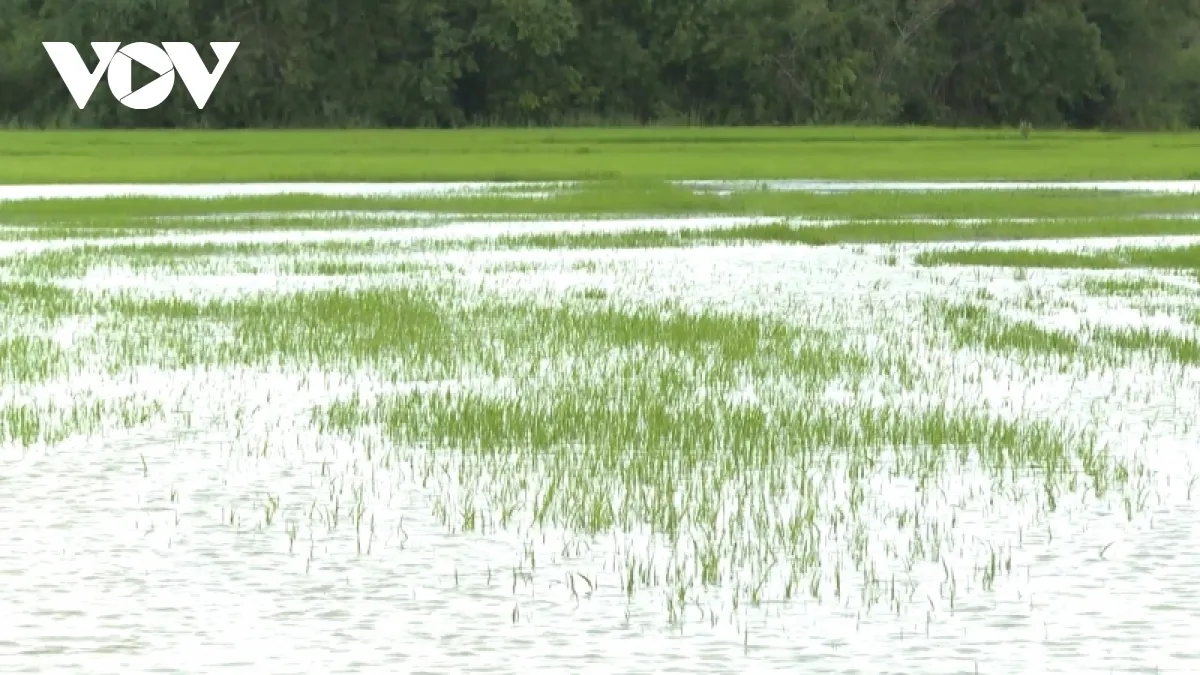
2, 182, 1199, 673
3, 178, 1200, 203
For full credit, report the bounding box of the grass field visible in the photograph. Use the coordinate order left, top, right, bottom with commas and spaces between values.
2, 127, 1200, 183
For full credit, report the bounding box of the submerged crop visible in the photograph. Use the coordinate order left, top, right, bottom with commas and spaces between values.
3, 194, 1197, 670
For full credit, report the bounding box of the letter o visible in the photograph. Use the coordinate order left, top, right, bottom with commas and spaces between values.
108, 42, 176, 110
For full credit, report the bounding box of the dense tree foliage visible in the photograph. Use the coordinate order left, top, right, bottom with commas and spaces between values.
2, 0, 1199, 129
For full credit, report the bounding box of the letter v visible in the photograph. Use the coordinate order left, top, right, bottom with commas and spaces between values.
43, 42, 121, 109
162, 42, 239, 110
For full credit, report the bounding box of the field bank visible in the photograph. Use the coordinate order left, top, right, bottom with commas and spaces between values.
2, 127, 1200, 183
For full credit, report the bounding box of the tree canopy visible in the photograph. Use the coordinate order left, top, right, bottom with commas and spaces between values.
2, 0, 1198, 129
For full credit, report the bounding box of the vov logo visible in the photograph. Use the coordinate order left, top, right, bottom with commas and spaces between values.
42, 42, 239, 110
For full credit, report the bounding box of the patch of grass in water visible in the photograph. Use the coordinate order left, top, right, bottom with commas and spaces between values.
0, 226, 160, 240
311, 310, 1119, 609
63, 287, 454, 374
725, 218, 1200, 245
421, 218, 1200, 251
0, 241, 391, 277
0, 280, 86, 318
1073, 277, 1185, 297
0, 335, 70, 383
318, 382, 1094, 540
290, 260, 436, 276
930, 300, 1083, 358
39, 285, 876, 390
0, 396, 164, 448
930, 299, 1200, 367
1098, 326, 1200, 365
0, 250, 94, 277
916, 244, 1200, 270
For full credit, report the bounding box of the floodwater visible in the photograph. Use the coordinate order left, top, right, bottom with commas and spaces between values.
2, 184, 1200, 674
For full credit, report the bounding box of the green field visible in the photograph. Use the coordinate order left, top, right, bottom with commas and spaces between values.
2, 127, 1200, 183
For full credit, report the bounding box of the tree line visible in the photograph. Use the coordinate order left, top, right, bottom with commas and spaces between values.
2, 0, 1199, 129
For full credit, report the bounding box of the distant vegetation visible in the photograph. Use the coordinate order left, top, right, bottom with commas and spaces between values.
1, 0, 1198, 129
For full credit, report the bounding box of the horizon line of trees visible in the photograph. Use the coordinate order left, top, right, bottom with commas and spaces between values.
1, 0, 1199, 130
